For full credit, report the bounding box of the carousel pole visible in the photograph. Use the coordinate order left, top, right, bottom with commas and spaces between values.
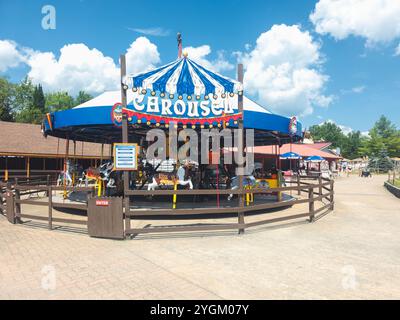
120, 54, 130, 233
237, 63, 245, 234
63, 137, 70, 199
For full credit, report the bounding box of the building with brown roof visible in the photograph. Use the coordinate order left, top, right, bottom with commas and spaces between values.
0, 121, 111, 181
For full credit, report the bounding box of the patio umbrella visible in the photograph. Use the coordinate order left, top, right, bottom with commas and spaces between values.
305, 155, 325, 162
280, 152, 301, 160
305, 155, 325, 174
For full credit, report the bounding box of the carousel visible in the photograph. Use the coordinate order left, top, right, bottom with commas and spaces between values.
42, 42, 303, 213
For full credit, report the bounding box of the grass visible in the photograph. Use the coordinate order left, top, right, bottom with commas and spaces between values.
394, 179, 400, 188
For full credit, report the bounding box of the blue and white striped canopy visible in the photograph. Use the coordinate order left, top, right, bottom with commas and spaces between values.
126, 57, 243, 97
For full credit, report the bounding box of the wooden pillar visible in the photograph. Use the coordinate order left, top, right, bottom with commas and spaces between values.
5, 156, 8, 181
120, 54, 131, 235
48, 185, 53, 230
308, 187, 315, 222
237, 63, 245, 234
318, 175, 322, 196
26, 157, 30, 178
14, 177, 21, 223
297, 174, 300, 195
329, 180, 334, 210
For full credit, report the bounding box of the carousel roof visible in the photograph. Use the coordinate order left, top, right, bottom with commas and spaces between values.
42, 56, 303, 144
74, 90, 271, 114
126, 57, 243, 96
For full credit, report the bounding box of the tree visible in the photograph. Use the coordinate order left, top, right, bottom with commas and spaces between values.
0, 77, 15, 121
372, 115, 397, 139
309, 121, 346, 149
342, 131, 365, 159
360, 115, 400, 158
45, 91, 75, 111
14, 80, 47, 124
367, 148, 394, 173
74, 91, 93, 106
33, 84, 46, 113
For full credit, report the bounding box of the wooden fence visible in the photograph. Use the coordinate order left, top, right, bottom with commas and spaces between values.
124, 175, 334, 236
1, 175, 334, 238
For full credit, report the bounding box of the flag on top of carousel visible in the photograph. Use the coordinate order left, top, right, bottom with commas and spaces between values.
125, 54, 243, 98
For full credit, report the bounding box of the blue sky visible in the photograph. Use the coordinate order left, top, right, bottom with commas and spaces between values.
1, 0, 399, 133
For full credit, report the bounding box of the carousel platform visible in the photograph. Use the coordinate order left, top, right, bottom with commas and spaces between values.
62, 191, 296, 218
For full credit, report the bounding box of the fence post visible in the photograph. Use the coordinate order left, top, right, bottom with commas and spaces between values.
14, 178, 21, 223
308, 186, 315, 222
46, 175, 50, 197
5, 182, 15, 224
297, 174, 300, 195
48, 186, 52, 230
330, 180, 334, 210
318, 176, 322, 196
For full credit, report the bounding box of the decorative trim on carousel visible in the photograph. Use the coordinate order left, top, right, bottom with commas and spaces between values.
121, 108, 242, 128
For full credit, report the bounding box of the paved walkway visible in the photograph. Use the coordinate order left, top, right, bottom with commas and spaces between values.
0, 175, 399, 299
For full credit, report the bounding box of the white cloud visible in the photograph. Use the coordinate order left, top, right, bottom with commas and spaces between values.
341, 85, 366, 94
26, 44, 120, 95
395, 43, 400, 56
352, 86, 365, 93
125, 36, 161, 74
310, 0, 400, 47
20, 37, 160, 95
127, 27, 170, 37
183, 45, 234, 73
239, 24, 332, 116
0, 40, 23, 72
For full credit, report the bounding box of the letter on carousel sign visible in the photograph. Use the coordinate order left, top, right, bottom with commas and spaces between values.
161, 99, 172, 115
133, 94, 145, 111
147, 97, 160, 113
174, 100, 185, 116
187, 101, 199, 117
200, 100, 210, 117
211, 102, 223, 116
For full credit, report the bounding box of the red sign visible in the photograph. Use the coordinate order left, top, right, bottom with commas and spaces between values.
95, 200, 110, 206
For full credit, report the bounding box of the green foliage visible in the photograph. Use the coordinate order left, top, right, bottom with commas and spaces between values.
0, 76, 94, 124
367, 148, 394, 173
0, 77, 15, 121
75, 91, 93, 106
309, 121, 345, 149
309, 115, 400, 160
45, 91, 75, 111
360, 115, 400, 158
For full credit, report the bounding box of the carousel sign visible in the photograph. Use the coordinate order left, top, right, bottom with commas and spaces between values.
113, 143, 138, 171
111, 91, 242, 127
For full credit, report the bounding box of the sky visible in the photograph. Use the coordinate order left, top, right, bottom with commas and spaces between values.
0, 0, 399, 133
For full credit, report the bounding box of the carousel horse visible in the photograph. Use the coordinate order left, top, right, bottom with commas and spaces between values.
57, 160, 77, 186
227, 175, 257, 201
78, 161, 116, 195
